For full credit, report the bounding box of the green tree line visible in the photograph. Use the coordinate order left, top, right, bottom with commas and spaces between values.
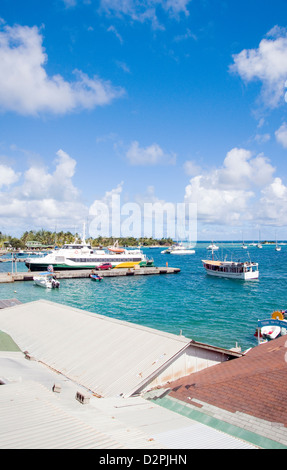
0, 230, 173, 249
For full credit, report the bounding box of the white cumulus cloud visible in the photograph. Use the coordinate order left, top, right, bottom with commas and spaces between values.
257, 177, 287, 225
126, 141, 176, 165
0, 22, 124, 116
184, 147, 277, 226
230, 26, 287, 108
0, 149, 87, 233
275, 122, 287, 148
0, 164, 20, 188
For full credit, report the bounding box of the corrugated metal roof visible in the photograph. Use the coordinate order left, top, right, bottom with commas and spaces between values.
0, 380, 146, 449
0, 351, 165, 449
0, 351, 258, 449
0, 299, 191, 398
152, 423, 256, 449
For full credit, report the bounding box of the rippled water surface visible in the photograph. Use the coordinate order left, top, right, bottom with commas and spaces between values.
1, 242, 286, 350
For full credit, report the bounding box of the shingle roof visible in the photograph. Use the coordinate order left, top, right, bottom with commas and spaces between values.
167, 335, 287, 427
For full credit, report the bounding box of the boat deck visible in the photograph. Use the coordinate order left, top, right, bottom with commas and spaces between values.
0, 266, 180, 283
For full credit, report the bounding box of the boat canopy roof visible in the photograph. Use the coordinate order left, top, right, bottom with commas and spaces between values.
202, 260, 221, 266
202, 259, 258, 266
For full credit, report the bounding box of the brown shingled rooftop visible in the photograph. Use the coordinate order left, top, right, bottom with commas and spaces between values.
167, 335, 287, 427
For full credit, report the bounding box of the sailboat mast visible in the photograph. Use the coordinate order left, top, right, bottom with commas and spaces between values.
82, 223, 86, 244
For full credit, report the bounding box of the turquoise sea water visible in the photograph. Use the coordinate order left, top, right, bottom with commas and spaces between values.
0, 242, 286, 351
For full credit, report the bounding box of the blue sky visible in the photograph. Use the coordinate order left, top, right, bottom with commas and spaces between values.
1, 0, 287, 241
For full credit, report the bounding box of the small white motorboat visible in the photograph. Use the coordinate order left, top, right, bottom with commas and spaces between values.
161, 247, 172, 254
33, 272, 60, 289
261, 325, 281, 340
255, 310, 287, 342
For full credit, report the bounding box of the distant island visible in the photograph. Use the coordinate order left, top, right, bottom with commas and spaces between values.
0, 229, 174, 250
0, 229, 283, 251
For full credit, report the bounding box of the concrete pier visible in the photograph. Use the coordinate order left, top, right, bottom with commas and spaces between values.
0, 266, 180, 283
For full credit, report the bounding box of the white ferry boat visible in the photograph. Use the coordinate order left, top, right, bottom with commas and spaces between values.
25, 231, 147, 272
202, 249, 259, 280
202, 258, 259, 280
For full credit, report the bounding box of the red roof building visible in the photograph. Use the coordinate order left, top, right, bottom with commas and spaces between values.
152, 336, 287, 448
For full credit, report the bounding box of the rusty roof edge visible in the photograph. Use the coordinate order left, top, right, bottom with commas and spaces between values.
189, 340, 243, 358
126, 340, 243, 398
123, 342, 193, 398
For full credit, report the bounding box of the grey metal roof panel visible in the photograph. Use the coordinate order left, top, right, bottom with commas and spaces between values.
0, 351, 258, 449
152, 423, 256, 449
0, 299, 191, 398
0, 381, 125, 449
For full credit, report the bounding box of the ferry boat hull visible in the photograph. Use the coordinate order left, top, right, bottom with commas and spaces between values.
26, 253, 146, 271
114, 261, 140, 268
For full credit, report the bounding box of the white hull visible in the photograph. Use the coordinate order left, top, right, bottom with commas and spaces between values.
34, 279, 59, 288
161, 243, 195, 254
170, 250, 195, 254
203, 268, 259, 280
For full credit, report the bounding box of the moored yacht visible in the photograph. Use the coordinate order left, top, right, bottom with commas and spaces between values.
161, 243, 195, 254
275, 233, 281, 251
169, 244, 195, 254
206, 242, 219, 251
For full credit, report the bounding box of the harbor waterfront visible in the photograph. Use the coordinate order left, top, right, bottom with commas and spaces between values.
0, 241, 286, 351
